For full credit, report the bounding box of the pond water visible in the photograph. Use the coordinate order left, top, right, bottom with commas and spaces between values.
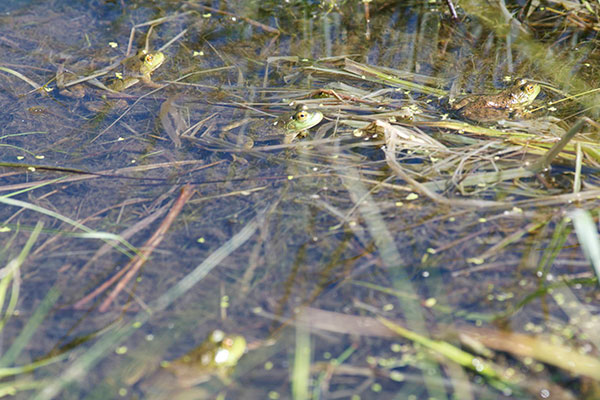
0, 1, 599, 399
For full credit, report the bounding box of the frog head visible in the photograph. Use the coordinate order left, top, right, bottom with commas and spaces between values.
139, 51, 166, 75
510, 79, 541, 107
209, 330, 246, 368
284, 105, 324, 133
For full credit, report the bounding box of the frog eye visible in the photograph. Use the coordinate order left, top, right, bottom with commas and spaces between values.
210, 330, 225, 342
145, 54, 154, 63
295, 111, 308, 121
524, 84, 536, 94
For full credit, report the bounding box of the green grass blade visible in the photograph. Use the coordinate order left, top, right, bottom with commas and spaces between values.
0, 259, 19, 333
0, 287, 61, 368
0, 353, 69, 379
570, 209, 600, 281
32, 212, 261, 400
0, 379, 49, 396
0, 67, 41, 90
292, 325, 310, 400
0, 196, 138, 257
344, 59, 447, 96
377, 316, 515, 395
0, 221, 44, 334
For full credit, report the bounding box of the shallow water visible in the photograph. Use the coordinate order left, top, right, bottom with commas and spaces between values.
0, 1, 598, 399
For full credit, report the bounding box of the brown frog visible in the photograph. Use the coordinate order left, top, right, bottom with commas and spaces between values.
108, 50, 165, 91
451, 79, 541, 122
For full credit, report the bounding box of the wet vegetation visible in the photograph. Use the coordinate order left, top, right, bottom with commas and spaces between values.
0, 0, 599, 399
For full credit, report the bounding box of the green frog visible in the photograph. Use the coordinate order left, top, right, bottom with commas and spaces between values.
108, 50, 166, 91
220, 105, 324, 147
138, 329, 247, 400
276, 105, 324, 142
164, 329, 246, 386
451, 78, 541, 122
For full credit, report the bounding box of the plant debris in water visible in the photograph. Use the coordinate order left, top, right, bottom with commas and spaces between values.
0, 1, 598, 399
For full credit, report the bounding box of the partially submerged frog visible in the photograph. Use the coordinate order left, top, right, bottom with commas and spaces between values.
276, 105, 324, 142
220, 105, 323, 147
451, 78, 541, 122
165, 329, 246, 386
59, 49, 166, 99
108, 49, 166, 91
139, 329, 247, 400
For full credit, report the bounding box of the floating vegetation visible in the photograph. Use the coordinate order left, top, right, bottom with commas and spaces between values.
0, 1, 598, 399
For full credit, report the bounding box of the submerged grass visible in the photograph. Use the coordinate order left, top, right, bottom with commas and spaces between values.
1, 1, 600, 399
0, 222, 43, 338
0, 196, 138, 257
376, 317, 513, 394
32, 212, 261, 400
0, 223, 66, 397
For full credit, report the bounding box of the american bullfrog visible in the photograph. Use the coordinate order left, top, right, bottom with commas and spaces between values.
108, 50, 166, 91
276, 105, 324, 142
137, 330, 246, 400
164, 329, 246, 386
451, 78, 541, 122
282, 106, 324, 132
219, 105, 323, 147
